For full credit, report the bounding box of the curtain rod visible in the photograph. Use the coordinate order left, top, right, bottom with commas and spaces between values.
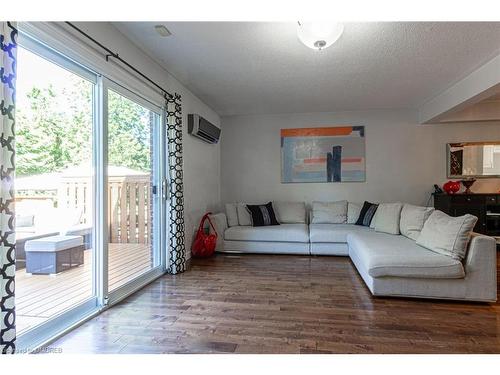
65, 22, 172, 99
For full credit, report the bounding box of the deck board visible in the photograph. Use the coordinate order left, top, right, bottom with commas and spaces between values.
16, 243, 153, 334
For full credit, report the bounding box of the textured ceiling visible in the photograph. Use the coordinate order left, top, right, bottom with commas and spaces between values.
113, 22, 500, 116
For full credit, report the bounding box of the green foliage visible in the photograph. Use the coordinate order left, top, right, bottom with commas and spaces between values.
108, 90, 151, 172
16, 77, 152, 177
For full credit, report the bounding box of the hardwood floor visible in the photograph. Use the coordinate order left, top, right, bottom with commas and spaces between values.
49, 253, 500, 354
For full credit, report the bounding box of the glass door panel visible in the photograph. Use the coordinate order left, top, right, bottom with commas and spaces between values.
15, 44, 96, 335
14, 30, 166, 351
106, 87, 160, 292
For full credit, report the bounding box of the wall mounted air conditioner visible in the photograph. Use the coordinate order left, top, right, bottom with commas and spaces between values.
188, 114, 221, 144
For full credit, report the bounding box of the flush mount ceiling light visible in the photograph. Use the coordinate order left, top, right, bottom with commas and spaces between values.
297, 22, 344, 50
154, 24, 172, 37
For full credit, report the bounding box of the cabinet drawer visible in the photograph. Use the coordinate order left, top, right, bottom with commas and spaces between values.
485, 195, 498, 204
451, 195, 485, 204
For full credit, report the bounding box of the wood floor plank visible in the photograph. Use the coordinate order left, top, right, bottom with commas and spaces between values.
47, 253, 500, 354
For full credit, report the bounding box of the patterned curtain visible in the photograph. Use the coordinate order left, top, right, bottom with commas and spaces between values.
165, 93, 186, 274
1, 21, 17, 354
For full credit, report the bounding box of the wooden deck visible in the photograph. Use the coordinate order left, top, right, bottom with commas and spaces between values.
16, 243, 153, 334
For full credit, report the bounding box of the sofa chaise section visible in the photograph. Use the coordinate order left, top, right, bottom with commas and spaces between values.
348, 231, 497, 302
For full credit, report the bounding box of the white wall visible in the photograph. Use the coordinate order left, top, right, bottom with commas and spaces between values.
221, 109, 500, 207
60, 22, 222, 257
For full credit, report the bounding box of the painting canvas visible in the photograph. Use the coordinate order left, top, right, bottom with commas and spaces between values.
281, 126, 365, 183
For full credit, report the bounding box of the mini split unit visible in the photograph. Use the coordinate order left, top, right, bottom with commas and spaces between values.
188, 114, 221, 144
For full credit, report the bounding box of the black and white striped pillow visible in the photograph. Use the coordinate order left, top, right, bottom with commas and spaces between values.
246, 202, 280, 227
355, 201, 379, 227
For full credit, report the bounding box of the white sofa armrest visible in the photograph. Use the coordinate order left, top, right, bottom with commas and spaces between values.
463, 233, 497, 301
209, 213, 227, 251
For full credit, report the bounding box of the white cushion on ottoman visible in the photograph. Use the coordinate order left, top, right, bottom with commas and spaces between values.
25, 235, 83, 252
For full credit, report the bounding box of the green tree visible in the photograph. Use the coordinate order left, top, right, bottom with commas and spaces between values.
16, 81, 93, 176
108, 90, 151, 172
16, 77, 152, 176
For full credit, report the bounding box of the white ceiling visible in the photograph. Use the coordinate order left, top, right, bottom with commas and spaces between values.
113, 22, 500, 116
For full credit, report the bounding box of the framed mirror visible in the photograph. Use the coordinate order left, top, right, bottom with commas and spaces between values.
447, 142, 500, 178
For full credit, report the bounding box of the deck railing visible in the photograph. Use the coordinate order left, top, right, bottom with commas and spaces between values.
59, 175, 151, 244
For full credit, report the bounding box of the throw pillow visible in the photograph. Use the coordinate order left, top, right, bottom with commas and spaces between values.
416, 210, 478, 261
374, 202, 404, 235
246, 202, 280, 227
225, 203, 239, 227
347, 202, 362, 224
236, 203, 252, 226
273, 201, 306, 224
400, 204, 434, 241
311, 201, 348, 224
355, 201, 379, 227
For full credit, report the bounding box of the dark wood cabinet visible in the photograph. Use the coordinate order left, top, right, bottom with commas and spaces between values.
434, 193, 500, 237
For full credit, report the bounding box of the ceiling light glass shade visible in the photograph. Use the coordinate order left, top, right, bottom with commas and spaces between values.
297, 22, 344, 50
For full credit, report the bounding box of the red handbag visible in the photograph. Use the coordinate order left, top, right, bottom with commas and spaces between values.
192, 212, 218, 257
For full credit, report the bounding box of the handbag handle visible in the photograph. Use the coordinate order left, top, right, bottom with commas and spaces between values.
198, 212, 217, 235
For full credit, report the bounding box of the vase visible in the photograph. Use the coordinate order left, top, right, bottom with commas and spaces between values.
461, 179, 476, 194
443, 180, 460, 194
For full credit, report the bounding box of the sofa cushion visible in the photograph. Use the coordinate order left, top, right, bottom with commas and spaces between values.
311, 201, 347, 224
369, 207, 380, 229
225, 203, 239, 227
347, 231, 465, 279
355, 201, 379, 227
374, 202, 403, 235
273, 201, 306, 224
400, 204, 434, 241
236, 203, 252, 226
416, 210, 478, 261
224, 224, 309, 243
310, 224, 371, 243
347, 202, 362, 224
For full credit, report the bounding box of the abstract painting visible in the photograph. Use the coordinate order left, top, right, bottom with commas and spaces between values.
281, 126, 365, 183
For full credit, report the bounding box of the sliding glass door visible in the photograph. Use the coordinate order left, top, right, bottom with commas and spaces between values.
15, 30, 167, 351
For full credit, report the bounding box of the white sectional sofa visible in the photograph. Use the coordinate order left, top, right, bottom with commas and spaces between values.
209, 201, 497, 302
